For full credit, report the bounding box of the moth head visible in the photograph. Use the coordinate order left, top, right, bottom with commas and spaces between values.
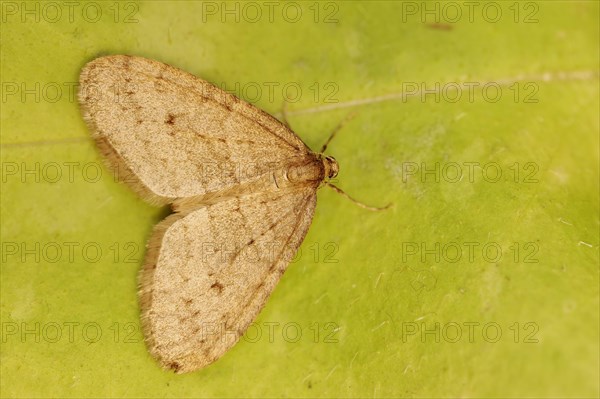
323, 155, 339, 179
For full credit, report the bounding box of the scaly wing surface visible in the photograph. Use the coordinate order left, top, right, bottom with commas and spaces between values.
79, 55, 313, 204
139, 186, 318, 373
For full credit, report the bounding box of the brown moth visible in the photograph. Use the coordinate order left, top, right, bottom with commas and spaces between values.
79, 55, 382, 374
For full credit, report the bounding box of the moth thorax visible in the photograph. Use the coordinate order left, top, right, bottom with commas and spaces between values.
323, 156, 339, 179
286, 163, 320, 183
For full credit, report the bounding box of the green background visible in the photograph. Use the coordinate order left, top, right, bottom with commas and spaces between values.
1, 1, 598, 397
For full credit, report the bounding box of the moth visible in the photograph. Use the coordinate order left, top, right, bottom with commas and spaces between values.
79, 55, 385, 373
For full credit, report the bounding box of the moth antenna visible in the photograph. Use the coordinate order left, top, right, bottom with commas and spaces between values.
325, 182, 391, 211
320, 111, 359, 153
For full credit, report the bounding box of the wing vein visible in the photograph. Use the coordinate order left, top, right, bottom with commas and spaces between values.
133, 70, 306, 152
226, 191, 314, 332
